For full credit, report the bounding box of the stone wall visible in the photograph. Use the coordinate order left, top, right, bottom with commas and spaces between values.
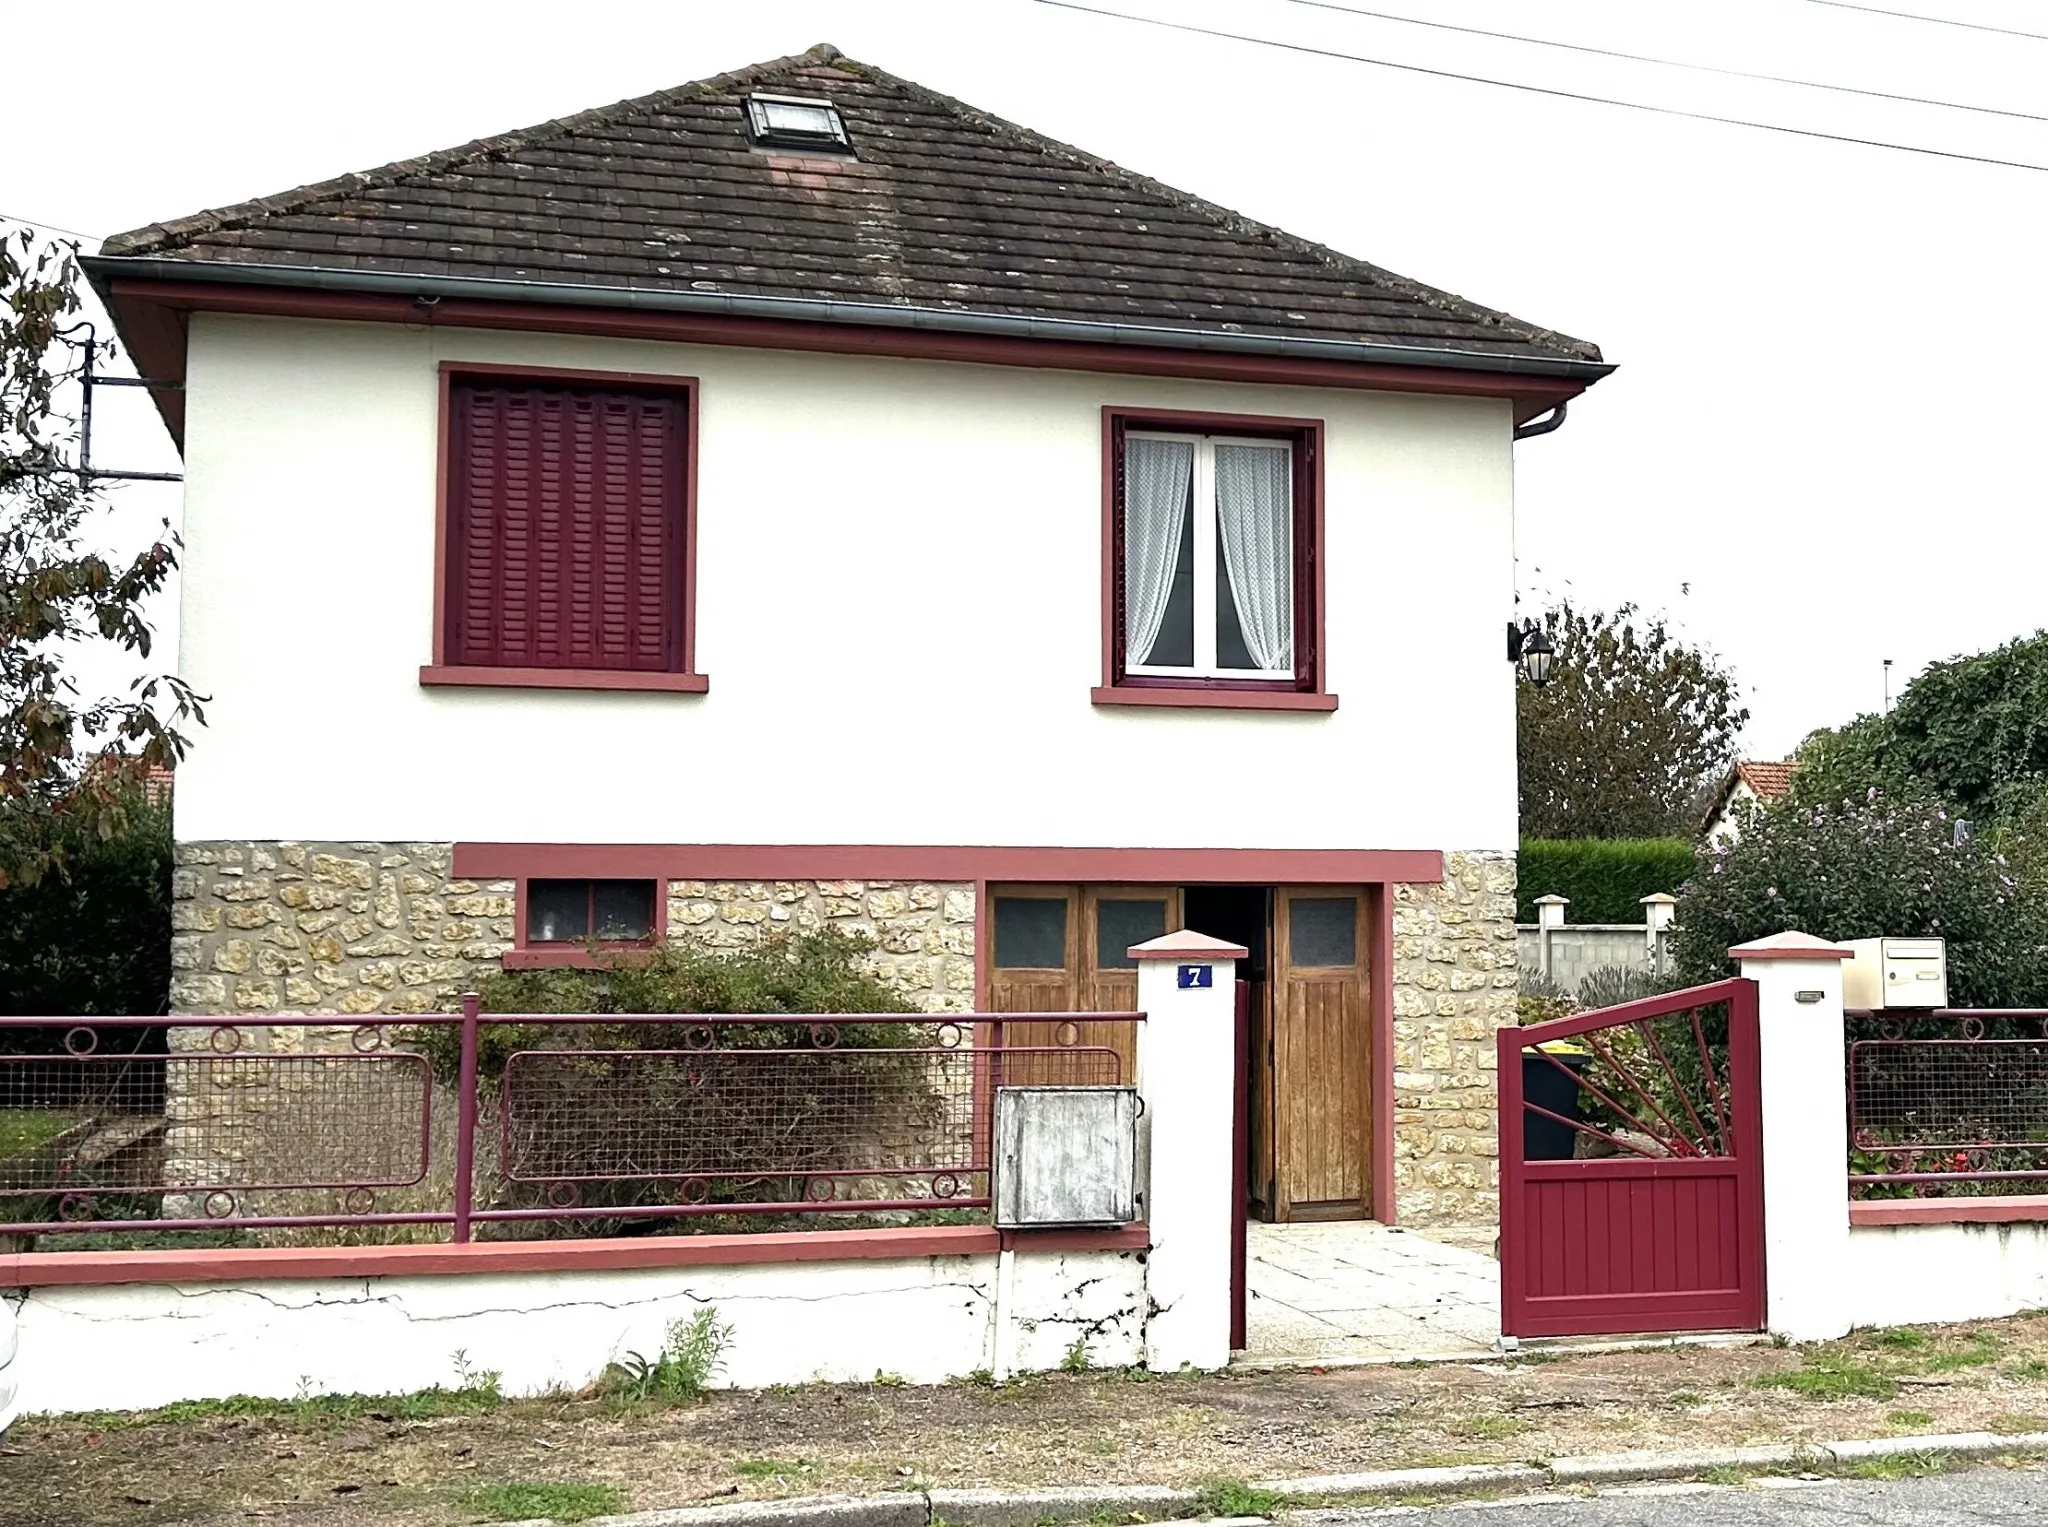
168, 843, 975, 1016
1389, 850, 1518, 1229
166, 841, 1511, 1227
169, 843, 513, 1017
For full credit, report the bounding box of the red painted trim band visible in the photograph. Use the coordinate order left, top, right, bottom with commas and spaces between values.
421, 666, 710, 694
1091, 687, 1338, 712
109, 281, 1589, 424
1727, 944, 1854, 961
1850, 1197, 2048, 1227
454, 843, 1447, 885
0, 1223, 1150, 1289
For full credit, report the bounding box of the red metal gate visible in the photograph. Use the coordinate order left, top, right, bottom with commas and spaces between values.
1498, 978, 1765, 1338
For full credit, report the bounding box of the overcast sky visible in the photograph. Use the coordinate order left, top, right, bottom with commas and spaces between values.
10, 0, 2047, 759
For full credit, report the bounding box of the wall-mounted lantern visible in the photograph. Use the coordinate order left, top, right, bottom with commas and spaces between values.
1506, 620, 1555, 686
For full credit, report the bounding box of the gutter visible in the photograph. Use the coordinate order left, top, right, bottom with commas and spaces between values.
82, 255, 1615, 384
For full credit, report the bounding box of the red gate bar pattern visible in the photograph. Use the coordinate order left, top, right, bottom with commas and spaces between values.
1498, 978, 1765, 1339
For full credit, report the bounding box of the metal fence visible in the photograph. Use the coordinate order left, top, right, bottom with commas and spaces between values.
0, 1002, 1138, 1243
1847, 1009, 2048, 1197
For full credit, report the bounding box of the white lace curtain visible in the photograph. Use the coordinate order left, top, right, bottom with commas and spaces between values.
1123, 437, 1194, 667
1215, 443, 1293, 671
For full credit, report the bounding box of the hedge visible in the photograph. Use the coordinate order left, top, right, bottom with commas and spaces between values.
1516, 837, 1695, 924
0, 795, 172, 1021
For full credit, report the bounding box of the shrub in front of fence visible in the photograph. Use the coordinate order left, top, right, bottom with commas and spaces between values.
407, 930, 945, 1236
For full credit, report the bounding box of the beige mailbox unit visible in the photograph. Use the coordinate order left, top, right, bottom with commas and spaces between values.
1843, 936, 1948, 1010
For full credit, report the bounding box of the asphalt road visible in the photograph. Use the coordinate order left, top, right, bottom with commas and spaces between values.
1312, 1465, 2048, 1524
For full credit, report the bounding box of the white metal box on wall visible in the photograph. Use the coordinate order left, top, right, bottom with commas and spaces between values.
1843, 937, 1948, 1010
993, 1086, 1140, 1228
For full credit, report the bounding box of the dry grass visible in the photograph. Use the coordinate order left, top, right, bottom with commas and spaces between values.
8, 1312, 2048, 1527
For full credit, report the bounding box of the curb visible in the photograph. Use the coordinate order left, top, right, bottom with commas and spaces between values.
565, 1431, 2048, 1527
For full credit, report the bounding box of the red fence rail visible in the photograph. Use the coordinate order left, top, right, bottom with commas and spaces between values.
0, 1003, 1140, 1244
1847, 1009, 2048, 1197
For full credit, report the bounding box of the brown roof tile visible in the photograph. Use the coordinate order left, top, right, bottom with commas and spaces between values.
97, 45, 1601, 368
1736, 760, 1798, 803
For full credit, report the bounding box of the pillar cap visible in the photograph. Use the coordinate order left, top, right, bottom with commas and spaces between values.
1533, 894, 1570, 905
1728, 929, 1854, 961
1128, 930, 1250, 961
1640, 892, 1678, 906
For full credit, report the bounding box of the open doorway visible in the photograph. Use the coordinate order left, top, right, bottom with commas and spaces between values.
1182, 886, 1275, 1218
985, 881, 1372, 1223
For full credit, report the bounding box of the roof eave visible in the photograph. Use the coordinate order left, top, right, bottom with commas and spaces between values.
83, 255, 1614, 384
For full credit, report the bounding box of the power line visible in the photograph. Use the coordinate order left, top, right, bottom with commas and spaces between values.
1804, 1, 2048, 41
1030, 0, 2048, 174
0, 211, 104, 245
1281, 0, 2048, 123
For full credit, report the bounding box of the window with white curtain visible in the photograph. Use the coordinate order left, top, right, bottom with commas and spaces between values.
1123, 431, 1295, 678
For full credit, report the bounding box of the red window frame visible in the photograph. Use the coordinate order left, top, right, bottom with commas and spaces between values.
1094, 406, 1333, 712
506, 876, 667, 970
420, 362, 706, 695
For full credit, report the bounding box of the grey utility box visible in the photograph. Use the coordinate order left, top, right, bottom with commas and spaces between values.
1843, 936, 1949, 1010
993, 1086, 1140, 1228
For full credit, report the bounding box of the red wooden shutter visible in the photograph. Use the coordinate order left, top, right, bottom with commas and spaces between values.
447, 382, 685, 671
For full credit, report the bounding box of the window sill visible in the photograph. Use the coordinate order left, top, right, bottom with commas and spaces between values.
420, 665, 709, 694
503, 946, 658, 970
1091, 686, 1338, 713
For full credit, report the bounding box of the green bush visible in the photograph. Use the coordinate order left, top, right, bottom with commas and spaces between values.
407, 930, 937, 1233
1516, 837, 1693, 923
1672, 792, 2048, 1005
0, 790, 170, 1021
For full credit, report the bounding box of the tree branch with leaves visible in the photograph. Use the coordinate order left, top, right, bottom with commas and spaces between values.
1, 230, 201, 884
1517, 601, 1747, 840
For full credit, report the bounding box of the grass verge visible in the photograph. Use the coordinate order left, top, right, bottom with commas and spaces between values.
465, 1481, 626, 1522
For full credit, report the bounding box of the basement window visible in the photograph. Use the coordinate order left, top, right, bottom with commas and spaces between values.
745, 93, 852, 151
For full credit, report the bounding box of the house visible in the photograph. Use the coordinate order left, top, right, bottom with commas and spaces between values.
87, 44, 1609, 1231
1700, 759, 1798, 842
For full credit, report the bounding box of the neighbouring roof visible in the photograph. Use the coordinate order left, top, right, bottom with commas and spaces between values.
94, 44, 1604, 373
1701, 759, 1799, 832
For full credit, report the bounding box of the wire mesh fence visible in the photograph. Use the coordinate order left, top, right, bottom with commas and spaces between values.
0, 1007, 1138, 1242
1849, 1019, 2048, 1196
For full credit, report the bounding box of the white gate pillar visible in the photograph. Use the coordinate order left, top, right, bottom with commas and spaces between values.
1732, 930, 1854, 1342
1131, 930, 1243, 1372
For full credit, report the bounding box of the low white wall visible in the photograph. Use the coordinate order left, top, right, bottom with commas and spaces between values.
1844, 1221, 2048, 1330
7, 1248, 1145, 1415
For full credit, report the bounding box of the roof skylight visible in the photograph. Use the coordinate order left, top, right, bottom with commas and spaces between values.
745, 94, 852, 152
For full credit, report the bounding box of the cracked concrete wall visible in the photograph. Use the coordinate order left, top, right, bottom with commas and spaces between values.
7, 1249, 1146, 1414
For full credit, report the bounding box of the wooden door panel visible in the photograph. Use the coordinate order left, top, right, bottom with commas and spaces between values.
1277, 976, 1363, 1206
1273, 888, 1370, 1221
1082, 888, 1176, 1084
986, 888, 1079, 1088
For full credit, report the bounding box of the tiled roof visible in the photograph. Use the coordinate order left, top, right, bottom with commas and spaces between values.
97, 45, 1601, 369
1735, 760, 1798, 803
1700, 758, 1798, 833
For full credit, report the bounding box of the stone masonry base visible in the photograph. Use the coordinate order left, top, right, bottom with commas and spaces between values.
167, 842, 1515, 1228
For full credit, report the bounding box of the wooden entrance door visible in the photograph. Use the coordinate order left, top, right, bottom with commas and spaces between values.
986, 886, 1177, 1086
1271, 888, 1371, 1221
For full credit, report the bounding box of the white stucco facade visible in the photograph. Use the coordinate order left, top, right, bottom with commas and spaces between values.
173, 313, 1518, 854
7, 1247, 1145, 1415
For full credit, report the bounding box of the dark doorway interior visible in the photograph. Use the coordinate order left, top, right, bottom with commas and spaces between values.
1181, 886, 1274, 1218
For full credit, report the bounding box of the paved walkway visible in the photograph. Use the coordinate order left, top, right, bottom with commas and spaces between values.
1239, 1219, 1502, 1365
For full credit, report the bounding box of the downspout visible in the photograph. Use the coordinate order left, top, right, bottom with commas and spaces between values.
1513, 401, 1568, 440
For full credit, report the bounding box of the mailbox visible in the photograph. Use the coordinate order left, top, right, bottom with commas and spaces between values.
1843, 936, 1948, 1010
